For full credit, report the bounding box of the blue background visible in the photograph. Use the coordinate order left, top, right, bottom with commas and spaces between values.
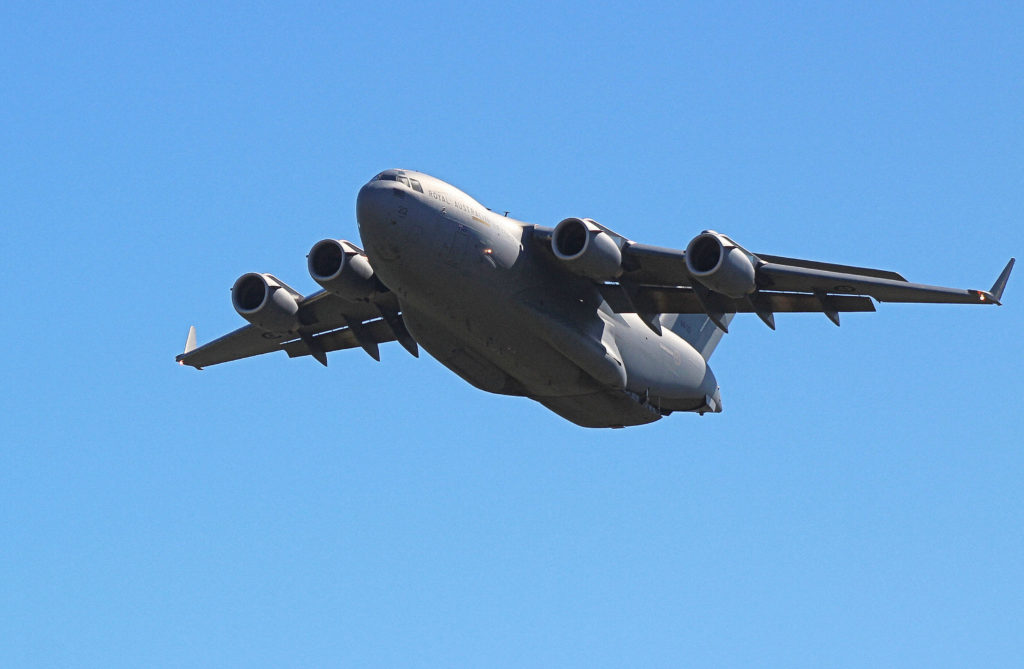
3, 2, 1021, 666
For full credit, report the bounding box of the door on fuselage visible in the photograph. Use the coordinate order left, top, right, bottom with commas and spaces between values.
442, 217, 472, 268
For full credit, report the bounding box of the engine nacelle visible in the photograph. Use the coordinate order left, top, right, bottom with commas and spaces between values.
551, 217, 623, 281
307, 239, 377, 300
232, 272, 301, 334
685, 231, 757, 298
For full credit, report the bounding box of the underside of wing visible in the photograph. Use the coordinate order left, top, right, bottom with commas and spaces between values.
279, 318, 398, 359
534, 223, 1012, 330
175, 291, 412, 369
175, 323, 289, 369
176, 238, 423, 369
755, 263, 998, 304
175, 310, 405, 370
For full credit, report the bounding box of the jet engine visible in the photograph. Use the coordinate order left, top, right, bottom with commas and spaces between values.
684, 231, 757, 298
307, 239, 377, 300
551, 217, 623, 281
232, 272, 301, 334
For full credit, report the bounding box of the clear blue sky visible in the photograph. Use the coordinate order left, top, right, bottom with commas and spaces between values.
3, 2, 1022, 666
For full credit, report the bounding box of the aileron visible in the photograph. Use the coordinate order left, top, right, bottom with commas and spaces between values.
758, 263, 997, 305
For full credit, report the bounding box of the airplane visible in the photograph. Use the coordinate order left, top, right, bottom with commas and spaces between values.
176, 169, 1014, 428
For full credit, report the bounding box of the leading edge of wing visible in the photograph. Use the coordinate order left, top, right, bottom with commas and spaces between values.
753, 253, 907, 282
616, 244, 912, 287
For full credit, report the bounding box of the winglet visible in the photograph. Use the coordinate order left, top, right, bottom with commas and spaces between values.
184, 326, 198, 354
987, 258, 1014, 305
176, 326, 202, 369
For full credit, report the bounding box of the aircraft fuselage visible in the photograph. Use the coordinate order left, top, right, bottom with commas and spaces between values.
355, 169, 720, 427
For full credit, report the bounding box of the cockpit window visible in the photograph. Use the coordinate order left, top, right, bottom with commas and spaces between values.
374, 172, 423, 192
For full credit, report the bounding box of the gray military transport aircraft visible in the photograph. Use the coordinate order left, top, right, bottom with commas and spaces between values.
176, 169, 1014, 428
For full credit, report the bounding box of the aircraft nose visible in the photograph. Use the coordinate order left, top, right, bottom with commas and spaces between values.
356, 177, 406, 261
356, 179, 389, 228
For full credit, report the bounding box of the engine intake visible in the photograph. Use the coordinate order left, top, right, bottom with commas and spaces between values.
232, 272, 301, 334
685, 231, 757, 298
551, 217, 623, 281
307, 239, 377, 300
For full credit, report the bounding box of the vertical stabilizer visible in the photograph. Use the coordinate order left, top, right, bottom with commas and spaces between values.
661, 313, 733, 361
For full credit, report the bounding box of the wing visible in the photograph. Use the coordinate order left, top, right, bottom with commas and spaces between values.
176, 239, 428, 370
535, 224, 1013, 330
176, 238, 424, 369
176, 283, 419, 369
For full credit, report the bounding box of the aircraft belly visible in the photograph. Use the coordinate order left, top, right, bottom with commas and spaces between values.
400, 299, 597, 398
536, 391, 662, 428
401, 301, 664, 426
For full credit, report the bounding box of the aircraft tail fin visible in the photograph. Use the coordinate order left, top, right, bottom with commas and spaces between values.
662, 313, 733, 361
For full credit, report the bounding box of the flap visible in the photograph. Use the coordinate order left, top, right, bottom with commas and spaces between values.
600, 285, 877, 315
282, 318, 397, 358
